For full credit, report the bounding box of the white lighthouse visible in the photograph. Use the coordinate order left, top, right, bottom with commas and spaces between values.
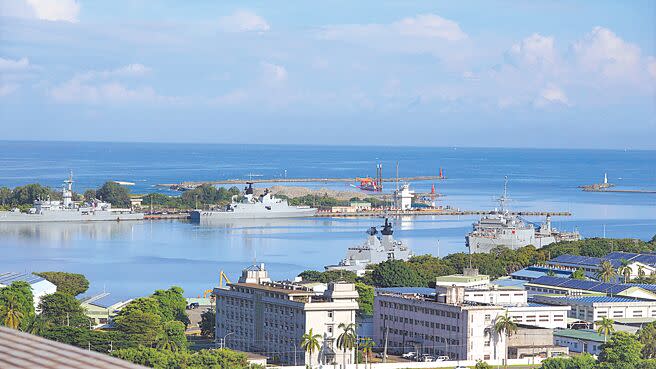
394, 183, 414, 210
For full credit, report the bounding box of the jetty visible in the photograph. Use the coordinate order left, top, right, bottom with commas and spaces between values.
314, 210, 572, 218
158, 175, 445, 191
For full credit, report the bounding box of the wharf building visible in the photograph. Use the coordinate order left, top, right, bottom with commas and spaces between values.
214, 264, 359, 366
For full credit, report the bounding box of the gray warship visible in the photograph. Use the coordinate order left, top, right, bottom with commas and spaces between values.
189, 183, 317, 221
0, 173, 144, 222
325, 218, 413, 276
466, 177, 580, 253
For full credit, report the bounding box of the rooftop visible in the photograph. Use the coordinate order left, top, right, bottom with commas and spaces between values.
528, 276, 656, 294
0, 272, 45, 286
553, 329, 605, 342
541, 295, 644, 304
79, 293, 130, 309
228, 282, 315, 295
377, 287, 436, 295
0, 326, 147, 369
435, 274, 489, 283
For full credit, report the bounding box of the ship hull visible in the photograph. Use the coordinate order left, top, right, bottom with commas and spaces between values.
190, 207, 317, 220
0, 211, 144, 222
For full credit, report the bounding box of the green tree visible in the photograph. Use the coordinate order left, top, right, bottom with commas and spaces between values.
570, 268, 586, 280
475, 360, 492, 369
300, 328, 322, 367
112, 347, 249, 369
494, 312, 517, 369
151, 287, 189, 325
0, 187, 11, 208
1, 296, 25, 329
0, 281, 35, 330
23, 315, 50, 335
10, 183, 56, 206
596, 261, 617, 283
38, 292, 88, 328
370, 259, 422, 287
638, 321, 656, 359
114, 309, 163, 347
337, 323, 357, 369
156, 321, 186, 351
598, 331, 643, 368
540, 353, 597, 369
355, 283, 374, 317
35, 272, 89, 296
360, 338, 375, 369
83, 189, 96, 202
96, 181, 130, 207
618, 259, 632, 284
596, 317, 615, 343
199, 309, 215, 338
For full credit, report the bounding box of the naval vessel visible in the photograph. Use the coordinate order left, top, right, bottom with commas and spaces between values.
0, 173, 144, 222
466, 177, 580, 253
325, 218, 413, 276
189, 183, 317, 220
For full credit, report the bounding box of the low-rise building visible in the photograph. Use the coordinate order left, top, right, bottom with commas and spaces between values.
506, 303, 570, 329
546, 253, 656, 281
79, 292, 133, 327
214, 264, 359, 366
0, 272, 56, 310
553, 329, 605, 355
507, 325, 569, 359
532, 294, 656, 322
435, 269, 490, 289
374, 286, 507, 361
525, 276, 656, 299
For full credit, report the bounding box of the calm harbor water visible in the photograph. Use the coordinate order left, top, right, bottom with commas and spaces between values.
0, 141, 654, 299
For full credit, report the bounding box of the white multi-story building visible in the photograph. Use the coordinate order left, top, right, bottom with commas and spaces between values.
533, 294, 656, 322
0, 272, 57, 310
214, 264, 359, 366
374, 286, 508, 361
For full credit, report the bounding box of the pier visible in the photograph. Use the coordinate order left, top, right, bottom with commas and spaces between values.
581, 188, 656, 194
314, 210, 571, 218
158, 175, 446, 190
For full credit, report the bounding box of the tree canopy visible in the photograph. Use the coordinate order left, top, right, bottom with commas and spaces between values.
111, 347, 250, 369
38, 292, 88, 328
96, 181, 131, 207
35, 272, 89, 296
0, 281, 35, 330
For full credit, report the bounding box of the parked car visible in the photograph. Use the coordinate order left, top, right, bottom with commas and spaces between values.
454, 366, 468, 369
374, 353, 387, 359
187, 302, 200, 309
436, 356, 449, 361
421, 355, 435, 362
401, 352, 416, 359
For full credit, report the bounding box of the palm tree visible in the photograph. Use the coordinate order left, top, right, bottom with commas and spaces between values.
156, 334, 182, 351
337, 323, 357, 369
360, 338, 375, 369
638, 265, 646, 279
1, 297, 25, 330
618, 259, 632, 283
23, 315, 48, 335
596, 317, 615, 343
596, 261, 617, 283
301, 328, 322, 368
494, 312, 517, 369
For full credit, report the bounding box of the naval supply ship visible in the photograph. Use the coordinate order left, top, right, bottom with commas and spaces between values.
466, 177, 580, 254
325, 218, 413, 276
189, 183, 317, 220
0, 173, 144, 222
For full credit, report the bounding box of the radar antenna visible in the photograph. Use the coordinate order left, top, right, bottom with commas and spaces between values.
497, 176, 510, 212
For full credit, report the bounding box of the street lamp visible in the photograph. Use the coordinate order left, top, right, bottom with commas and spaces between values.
220, 331, 235, 349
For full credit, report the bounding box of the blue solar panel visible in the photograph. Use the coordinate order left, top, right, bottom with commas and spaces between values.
549, 254, 602, 267
603, 252, 656, 267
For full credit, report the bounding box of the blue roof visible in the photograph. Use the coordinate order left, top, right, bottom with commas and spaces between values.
0, 272, 45, 286
550, 295, 640, 303
548, 252, 656, 269
549, 254, 602, 267
491, 278, 528, 288
79, 293, 128, 309
377, 287, 435, 295
529, 276, 656, 294
511, 266, 574, 280
604, 252, 656, 267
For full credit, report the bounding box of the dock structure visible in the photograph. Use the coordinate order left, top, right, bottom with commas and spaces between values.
314, 210, 572, 218
158, 175, 445, 190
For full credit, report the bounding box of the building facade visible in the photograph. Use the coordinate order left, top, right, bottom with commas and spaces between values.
215, 264, 359, 366
553, 329, 605, 355
373, 286, 507, 361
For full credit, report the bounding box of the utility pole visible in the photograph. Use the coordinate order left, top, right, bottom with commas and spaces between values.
382, 325, 389, 363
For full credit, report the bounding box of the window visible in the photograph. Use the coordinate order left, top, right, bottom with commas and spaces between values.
328, 311, 333, 318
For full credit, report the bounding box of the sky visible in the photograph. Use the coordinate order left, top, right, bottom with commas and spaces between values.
0, 0, 655, 149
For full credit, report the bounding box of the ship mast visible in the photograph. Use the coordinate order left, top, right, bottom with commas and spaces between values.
497, 176, 510, 213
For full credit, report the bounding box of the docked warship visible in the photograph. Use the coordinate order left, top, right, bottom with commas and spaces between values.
466, 177, 580, 253
0, 173, 144, 222
189, 183, 317, 220
325, 218, 413, 276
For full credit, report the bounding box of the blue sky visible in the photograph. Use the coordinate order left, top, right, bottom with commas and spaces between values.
0, 0, 654, 149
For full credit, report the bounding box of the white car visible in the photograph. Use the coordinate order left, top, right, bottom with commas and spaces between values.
435, 356, 449, 361
401, 352, 416, 359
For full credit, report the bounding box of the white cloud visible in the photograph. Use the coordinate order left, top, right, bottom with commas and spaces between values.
508, 33, 556, 66
0, 57, 30, 71
573, 26, 642, 81
534, 84, 569, 107
212, 90, 248, 106
75, 63, 151, 82
0, 83, 19, 97
393, 14, 467, 41
261, 62, 287, 83
1, 0, 79, 22
218, 10, 270, 33
647, 57, 656, 80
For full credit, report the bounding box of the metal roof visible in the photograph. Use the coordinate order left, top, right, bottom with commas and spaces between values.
553, 329, 605, 342
549, 254, 602, 267
550, 295, 640, 303
0, 272, 45, 286
377, 287, 436, 295
0, 326, 147, 369
79, 293, 128, 309
529, 275, 656, 294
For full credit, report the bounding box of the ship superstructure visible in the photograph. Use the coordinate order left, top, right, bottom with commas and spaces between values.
190, 183, 317, 220
466, 177, 580, 253
0, 173, 143, 222
325, 218, 413, 276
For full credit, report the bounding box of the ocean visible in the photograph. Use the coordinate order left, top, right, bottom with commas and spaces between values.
0, 140, 654, 299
